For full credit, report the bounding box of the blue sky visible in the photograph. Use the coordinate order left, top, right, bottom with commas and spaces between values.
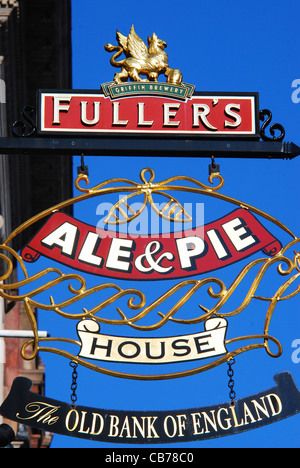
31, 0, 300, 448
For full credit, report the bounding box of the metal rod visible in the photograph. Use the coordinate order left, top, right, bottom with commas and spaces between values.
0, 330, 48, 338
0, 137, 299, 159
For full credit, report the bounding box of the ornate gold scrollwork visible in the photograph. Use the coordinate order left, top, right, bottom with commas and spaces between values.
0, 169, 299, 380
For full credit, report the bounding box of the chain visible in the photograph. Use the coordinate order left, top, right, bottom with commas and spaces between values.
69, 361, 78, 408
227, 358, 236, 406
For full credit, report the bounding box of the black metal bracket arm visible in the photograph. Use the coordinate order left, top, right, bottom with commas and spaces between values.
0, 136, 299, 159
0, 103, 297, 159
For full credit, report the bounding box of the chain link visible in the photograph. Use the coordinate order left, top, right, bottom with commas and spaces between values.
227, 358, 236, 406
69, 361, 78, 408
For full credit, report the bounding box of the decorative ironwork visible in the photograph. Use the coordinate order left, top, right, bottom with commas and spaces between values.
259, 109, 285, 142
75, 167, 224, 225
12, 105, 37, 137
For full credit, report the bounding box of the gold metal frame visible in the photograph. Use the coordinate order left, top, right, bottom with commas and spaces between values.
0, 169, 299, 380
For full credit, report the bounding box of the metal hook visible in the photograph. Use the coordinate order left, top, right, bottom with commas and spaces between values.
77, 153, 89, 176
209, 155, 220, 175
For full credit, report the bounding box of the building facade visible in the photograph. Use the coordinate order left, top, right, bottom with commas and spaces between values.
0, 0, 73, 448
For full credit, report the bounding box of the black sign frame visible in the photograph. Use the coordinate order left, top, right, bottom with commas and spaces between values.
36, 89, 261, 140
0, 94, 297, 160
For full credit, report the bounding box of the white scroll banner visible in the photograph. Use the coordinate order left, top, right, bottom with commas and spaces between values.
77, 318, 228, 365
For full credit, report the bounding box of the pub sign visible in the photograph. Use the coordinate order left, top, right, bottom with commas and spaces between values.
0, 26, 300, 444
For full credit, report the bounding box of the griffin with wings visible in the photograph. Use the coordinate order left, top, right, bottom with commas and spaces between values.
105, 25, 182, 84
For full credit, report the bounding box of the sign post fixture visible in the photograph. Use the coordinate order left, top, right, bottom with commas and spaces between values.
0, 26, 300, 445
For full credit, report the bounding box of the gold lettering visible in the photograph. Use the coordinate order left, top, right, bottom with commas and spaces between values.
164, 415, 177, 438
146, 416, 159, 438
17, 402, 60, 426
217, 407, 232, 430
229, 404, 244, 428
119, 416, 132, 438
90, 413, 104, 436
65, 409, 79, 432
108, 415, 119, 437
177, 414, 187, 437
251, 397, 270, 421
266, 393, 283, 416
202, 410, 218, 433
78, 410, 90, 434
132, 416, 146, 439
243, 403, 256, 425
191, 412, 204, 435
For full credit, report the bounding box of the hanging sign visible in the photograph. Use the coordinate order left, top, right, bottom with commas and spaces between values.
1, 372, 299, 444
0, 167, 299, 380
1, 26, 300, 444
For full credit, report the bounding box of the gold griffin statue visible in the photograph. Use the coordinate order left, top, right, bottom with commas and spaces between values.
105, 25, 183, 85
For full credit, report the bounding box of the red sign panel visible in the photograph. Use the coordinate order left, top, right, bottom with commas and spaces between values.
22, 209, 281, 280
38, 90, 259, 138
